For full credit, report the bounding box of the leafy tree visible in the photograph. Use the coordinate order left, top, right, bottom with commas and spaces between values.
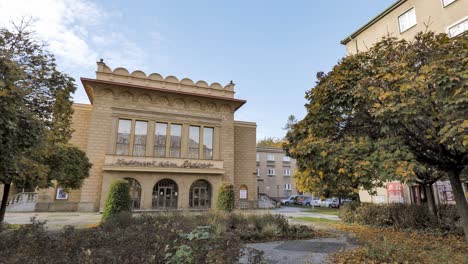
102, 179, 131, 221
412, 165, 445, 216
257, 137, 284, 148
283, 115, 298, 131
0, 21, 91, 222
285, 32, 468, 241
216, 183, 235, 212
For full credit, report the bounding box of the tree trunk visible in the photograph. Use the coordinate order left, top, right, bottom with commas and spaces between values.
447, 170, 468, 243
0, 183, 11, 223
424, 184, 437, 217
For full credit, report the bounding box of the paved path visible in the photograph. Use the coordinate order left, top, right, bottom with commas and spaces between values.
3, 212, 101, 229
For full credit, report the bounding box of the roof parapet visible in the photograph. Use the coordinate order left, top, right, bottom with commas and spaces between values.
95, 60, 235, 99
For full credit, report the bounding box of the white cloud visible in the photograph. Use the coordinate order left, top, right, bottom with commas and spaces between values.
0, 0, 101, 68
0, 0, 149, 71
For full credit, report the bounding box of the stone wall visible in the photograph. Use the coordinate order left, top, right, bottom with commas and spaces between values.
234, 121, 257, 201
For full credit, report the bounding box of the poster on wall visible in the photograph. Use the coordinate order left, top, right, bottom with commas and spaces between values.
436, 181, 456, 205
56, 187, 69, 200
387, 182, 404, 203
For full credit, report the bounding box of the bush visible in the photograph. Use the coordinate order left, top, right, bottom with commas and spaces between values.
339, 202, 462, 235
216, 183, 235, 212
0, 212, 319, 263
102, 179, 132, 221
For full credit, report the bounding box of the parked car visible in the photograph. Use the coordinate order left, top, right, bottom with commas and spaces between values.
296, 196, 311, 205
320, 198, 340, 208
303, 197, 321, 206
281, 195, 299, 205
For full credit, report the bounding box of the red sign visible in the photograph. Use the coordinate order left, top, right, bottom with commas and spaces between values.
387, 182, 404, 203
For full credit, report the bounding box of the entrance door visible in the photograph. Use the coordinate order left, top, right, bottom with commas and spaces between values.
192, 186, 208, 208
153, 179, 178, 209
189, 180, 211, 209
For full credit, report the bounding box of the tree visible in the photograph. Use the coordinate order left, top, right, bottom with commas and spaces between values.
0, 21, 91, 223
412, 165, 445, 216
285, 32, 468, 241
283, 115, 298, 131
257, 137, 284, 148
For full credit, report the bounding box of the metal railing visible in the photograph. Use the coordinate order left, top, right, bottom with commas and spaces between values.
7, 192, 38, 206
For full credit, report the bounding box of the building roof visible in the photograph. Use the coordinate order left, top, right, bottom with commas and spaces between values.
256, 146, 285, 153
340, 0, 406, 45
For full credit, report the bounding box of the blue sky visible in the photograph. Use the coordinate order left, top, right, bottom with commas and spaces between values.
0, 0, 395, 139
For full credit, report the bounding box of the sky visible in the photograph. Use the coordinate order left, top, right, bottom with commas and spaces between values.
0, 0, 395, 140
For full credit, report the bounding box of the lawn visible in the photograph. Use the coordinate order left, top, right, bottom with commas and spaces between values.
301, 207, 340, 215
293, 216, 339, 223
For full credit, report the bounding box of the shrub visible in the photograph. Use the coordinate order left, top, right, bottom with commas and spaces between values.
0, 212, 319, 263
102, 179, 132, 221
339, 202, 462, 235
216, 183, 235, 212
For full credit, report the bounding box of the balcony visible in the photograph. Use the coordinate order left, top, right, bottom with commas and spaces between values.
103, 155, 224, 174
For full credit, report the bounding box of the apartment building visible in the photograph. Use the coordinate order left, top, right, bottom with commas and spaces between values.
341, 0, 468, 205
342, 0, 468, 55
256, 147, 298, 199
5, 60, 258, 212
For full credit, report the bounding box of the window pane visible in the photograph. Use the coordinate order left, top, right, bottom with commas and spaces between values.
154, 123, 167, 157
116, 119, 131, 155
133, 121, 147, 156
399, 8, 416, 32
170, 124, 182, 158
203, 127, 214, 159
449, 19, 467, 37
189, 126, 200, 159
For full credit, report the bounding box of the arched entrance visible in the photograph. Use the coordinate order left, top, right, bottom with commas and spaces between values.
189, 180, 211, 209
152, 179, 178, 209
124, 177, 141, 210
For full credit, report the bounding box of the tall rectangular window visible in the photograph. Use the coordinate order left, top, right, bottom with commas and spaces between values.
398, 8, 416, 33
170, 124, 182, 158
154, 123, 167, 157
267, 154, 275, 161
133, 121, 147, 156
203, 127, 214, 160
116, 119, 131, 155
283, 156, 291, 162
189, 126, 200, 159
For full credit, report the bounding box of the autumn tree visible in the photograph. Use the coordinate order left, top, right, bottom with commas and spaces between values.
257, 137, 284, 148
285, 32, 468, 241
0, 21, 91, 222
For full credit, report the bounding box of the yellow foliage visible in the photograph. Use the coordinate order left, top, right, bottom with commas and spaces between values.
331, 224, 468, 264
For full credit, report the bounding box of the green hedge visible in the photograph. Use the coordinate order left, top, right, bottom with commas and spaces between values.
102, 179, 131, 221
339, 202, 462, 235
216, 183, 235, 212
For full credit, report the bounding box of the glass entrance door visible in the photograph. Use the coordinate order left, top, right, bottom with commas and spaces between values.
153, 179, 178, 209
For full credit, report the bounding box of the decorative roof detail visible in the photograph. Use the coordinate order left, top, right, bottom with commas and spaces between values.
96, 61, 235, 98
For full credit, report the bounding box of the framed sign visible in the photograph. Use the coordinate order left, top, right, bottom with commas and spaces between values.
56, 187, 69, 200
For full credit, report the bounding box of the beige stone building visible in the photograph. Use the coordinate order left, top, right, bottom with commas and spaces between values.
341, 0, 468, 204
256, 147, 298, 200
4, 61, 258, 212
342, 0, 467, 55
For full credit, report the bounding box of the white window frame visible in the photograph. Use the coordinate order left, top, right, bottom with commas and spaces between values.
267, 167, 276, 176
283, 156, 291, 162
442, 0, 456, 7
267, 153, 275, 161
447, 17, 468, 38
284, 184, 291, 190
283, 168, 291, 176
256, 167, 260, 177
398, 7, 417, 33
256, 153, 260, 162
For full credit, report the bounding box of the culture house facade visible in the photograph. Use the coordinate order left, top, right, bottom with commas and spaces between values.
33, 61, 257, 212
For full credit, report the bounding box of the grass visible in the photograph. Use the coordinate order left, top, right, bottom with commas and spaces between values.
301, 207, 340, 215
330, 223, 468, 264
293, 216, 339, 223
